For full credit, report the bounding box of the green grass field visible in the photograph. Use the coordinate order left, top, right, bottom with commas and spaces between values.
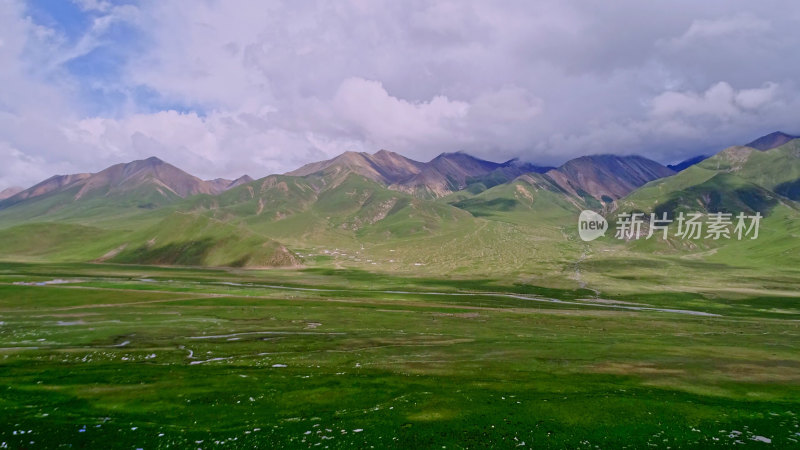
0, 262, 798, 448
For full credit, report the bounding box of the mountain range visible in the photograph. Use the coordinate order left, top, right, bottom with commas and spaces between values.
0, 131, 798, 271
286, 150, 555, 198
1, 157, 251, 208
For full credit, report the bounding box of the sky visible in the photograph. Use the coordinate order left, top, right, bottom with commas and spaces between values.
1, 0, 799, 188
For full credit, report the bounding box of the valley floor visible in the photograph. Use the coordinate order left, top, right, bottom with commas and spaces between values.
0, 262, 798, 448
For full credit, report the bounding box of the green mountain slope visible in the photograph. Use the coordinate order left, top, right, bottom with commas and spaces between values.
446, 173, 582, 225
0, 157, 234, 228
620, 140, 800, 215
623, 172, 781, 218
602, 139, 800, 271
0, 223, 123, 262
110, 212, 300, 268
181, 171, 479, 245
698, 140, 800, 200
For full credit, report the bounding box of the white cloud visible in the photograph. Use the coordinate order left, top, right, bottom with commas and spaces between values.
330, 77, 469, 149
666, 13, 771, 47
735, 82, 780, 110
66, 110, 324, 180
0, 143, 73, 188
651, 82, 739, 118
650, 81, 781, 118
2, 0, 800, 189
54, 78, 545, 180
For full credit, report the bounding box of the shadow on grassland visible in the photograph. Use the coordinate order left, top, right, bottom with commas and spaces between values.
300, 267, 597, 300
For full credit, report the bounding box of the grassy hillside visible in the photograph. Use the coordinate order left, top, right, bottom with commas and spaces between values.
617, 165, 718, 213
650, 173, 781, 217
576, 139, 800, 293
177, 172, 501, 264
0, 181, 176, 229
446, 174, 581, 225
699, 140, 800, 199
111, 212, 300, 268
621, 141, 800, 215
0, 213, 300, 269
0, 223, 125, 262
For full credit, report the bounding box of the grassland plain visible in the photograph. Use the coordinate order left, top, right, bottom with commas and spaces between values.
2, 142, 800, 448
0, 262, 799, 448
